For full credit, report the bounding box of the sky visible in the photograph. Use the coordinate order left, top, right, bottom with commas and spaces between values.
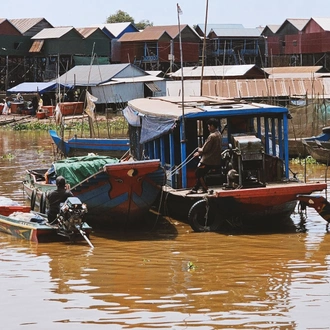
3, 0, 330, 29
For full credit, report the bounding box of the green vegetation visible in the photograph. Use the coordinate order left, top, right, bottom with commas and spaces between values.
291, 156, 320, 165
1, 153, 15, 160
106, 10, 153, 30
187, 261, 197, 271
11, 121, 57, 131
4, 116, 128, 134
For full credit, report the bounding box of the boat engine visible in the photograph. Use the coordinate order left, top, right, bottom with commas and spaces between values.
56, 197, 88, 238
223, 134, 265, 188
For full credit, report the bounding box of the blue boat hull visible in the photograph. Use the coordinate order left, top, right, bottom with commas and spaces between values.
49, 130, 129, 158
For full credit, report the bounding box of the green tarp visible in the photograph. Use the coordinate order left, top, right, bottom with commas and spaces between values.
53, 155, 119, 187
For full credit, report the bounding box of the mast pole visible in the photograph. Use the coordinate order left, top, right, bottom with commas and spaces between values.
200, 0, 209, 96
177, 3, 186, 142
177, 3, 187, 187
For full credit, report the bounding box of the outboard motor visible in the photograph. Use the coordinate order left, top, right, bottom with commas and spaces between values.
55, 197, 92, 247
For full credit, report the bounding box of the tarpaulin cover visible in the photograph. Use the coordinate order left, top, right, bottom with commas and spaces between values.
123, 105, 176, 143
140, 115, 176, 143
123, 105, 141, 127
53, 155, 119, 187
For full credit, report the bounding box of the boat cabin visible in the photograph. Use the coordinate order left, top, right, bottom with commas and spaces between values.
124, 96, 290, 190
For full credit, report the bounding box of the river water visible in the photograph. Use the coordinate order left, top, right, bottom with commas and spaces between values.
1, 129, 330, 329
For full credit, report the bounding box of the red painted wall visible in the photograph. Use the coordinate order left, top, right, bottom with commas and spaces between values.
0, 21, 20, 35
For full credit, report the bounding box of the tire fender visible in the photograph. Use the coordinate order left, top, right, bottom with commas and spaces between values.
39, 192, 47, 214
30, 189, 37, 211
188, 199, 222, 232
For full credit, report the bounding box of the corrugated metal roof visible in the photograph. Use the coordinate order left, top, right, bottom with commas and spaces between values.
285, 19, 309, 31
202, 77, 330, 98
196, 24, 244, 36
0, 18, 6, 24
310, 17, 330, 32
31, 26, 75, 39
143, 24, 196, 39
262, 24, 281, 34
9, 18, 45, 34
29, 39, 44, 53
76, 27, 100, 38
118, 29, 171, 42
105, 76, 164, 84
210, 27, 261, 37
92, 22, 133, 38
171, 64, 262, 78
146, 70, 163, 76
264, 66, 325, 79
58, 63, 146, 86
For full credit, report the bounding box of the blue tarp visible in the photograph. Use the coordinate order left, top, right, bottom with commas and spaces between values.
7, 81, 73, 94
123, 106, 176, 144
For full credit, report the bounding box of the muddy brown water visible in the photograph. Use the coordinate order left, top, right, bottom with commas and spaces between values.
1, 129, 330, 329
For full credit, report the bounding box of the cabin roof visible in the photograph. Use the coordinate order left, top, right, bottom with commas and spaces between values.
127, 96, 288, 120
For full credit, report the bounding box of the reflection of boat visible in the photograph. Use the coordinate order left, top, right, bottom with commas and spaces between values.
125, 96, 327, 232
0, 197, 92, 243
23, 155, 166, 228
297, 194, 330, 230
49, 129, 129, 158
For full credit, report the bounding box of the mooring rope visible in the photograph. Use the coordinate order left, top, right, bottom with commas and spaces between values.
168, 147, 198, 177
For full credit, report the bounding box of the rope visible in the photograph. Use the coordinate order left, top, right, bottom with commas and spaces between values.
168, 147, 198, 177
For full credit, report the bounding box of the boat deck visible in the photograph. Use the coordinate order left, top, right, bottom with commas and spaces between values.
163, 181, 327, 199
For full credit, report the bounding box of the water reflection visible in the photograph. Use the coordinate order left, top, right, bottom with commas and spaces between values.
1, 129, 330, 329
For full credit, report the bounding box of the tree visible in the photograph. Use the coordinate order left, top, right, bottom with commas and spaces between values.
106, 10, 134, 23
135, 20, 153, 30
106, 10, 153, 30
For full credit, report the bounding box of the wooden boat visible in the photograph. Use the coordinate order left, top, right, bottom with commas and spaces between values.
59, 102, 84, 116
124, 96, 327, 231
0, 197, 92, 244
301, 127, 330, 163
301, 139, 330, 164
49, 129, 130, 158
0, 196, 30, 216
22, 155, 166, 228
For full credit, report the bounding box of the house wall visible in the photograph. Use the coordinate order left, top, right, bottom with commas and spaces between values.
91, 80, 166, 103
24, 20, 53, 37
166, 80, 201, 97
120, 42, 144, 63
42, 30, 84, 55
284, 34, 302, 54
304, 19, 325, 34
266, 36, 281, 55
301, 32, 330, 53
172, 41, 200, 63
0, 20, 21, 35
82, 31, 111, 57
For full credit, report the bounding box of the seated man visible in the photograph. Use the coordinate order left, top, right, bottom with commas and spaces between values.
44, 165, 56, 184
190, 118, 222, 194
47, 176, 73, 223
